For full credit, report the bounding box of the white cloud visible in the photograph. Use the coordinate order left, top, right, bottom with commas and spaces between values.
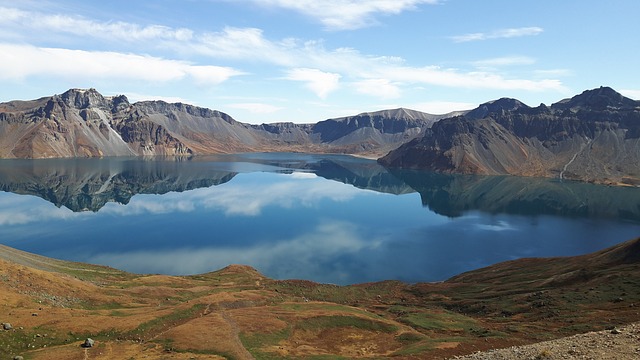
193, 28, 563, 92
228, 102, 284, 114
451, 27, 544, 43
620, 89, 640, 100
246, 0, 439, 30
0, 6, 193, 42
197, 27, 296, 66
354, 79, 401, 99
0, 43, 242, 85
378, 65, 564, 92
472, 56, 536, 68
284, 68, 341, 99
0, 7, 565, 100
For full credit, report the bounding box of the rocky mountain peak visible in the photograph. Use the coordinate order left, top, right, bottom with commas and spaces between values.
109, 94, 131, 112
59, 88, 110, 109
466, 97, 529, 120
552, 86, 638, 111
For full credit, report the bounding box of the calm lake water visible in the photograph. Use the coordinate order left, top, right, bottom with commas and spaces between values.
0, 153, 639, 285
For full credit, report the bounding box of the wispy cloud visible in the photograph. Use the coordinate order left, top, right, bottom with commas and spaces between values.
472, 56, 536, 68
245, 0, 439, 30
284, 68, 342, 99
376, 65, 563, 92
0, 6, 564, 97
451, 27, 543, 43
353, 79, 401, 99
0, 43, 243, 85
197, 28, 563, 92
0, 6, 193, 42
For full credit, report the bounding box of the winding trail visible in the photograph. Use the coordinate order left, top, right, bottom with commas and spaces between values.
221, 310, 256, 360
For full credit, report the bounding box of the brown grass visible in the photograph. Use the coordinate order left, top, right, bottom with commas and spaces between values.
2, 238, 640, 359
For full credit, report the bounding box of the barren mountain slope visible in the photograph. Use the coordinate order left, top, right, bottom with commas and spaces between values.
379, 87, 640, 185
0, 89, 443, 159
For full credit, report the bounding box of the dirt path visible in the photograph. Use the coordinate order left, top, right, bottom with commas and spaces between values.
450, 322, 640, 359
221, 311, 255, 360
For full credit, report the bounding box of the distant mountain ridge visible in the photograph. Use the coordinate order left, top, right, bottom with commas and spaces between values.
379, 87, 640, 185
3, 86, 639, 185
0, 89, 443, 159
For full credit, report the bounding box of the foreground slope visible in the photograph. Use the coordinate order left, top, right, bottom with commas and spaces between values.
1, 237, 640, 359
0, 89, 441, 159
379, 87, 640, 185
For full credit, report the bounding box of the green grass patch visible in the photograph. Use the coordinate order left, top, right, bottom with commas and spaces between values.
127, 303, 206, 338
400, 310, 477, 331
108, 310, 130, 317
240, 327, 291, 360
297, 315, 397, 333
0, 327, 124, 358
278, 303, 380, 319
395, 332, 425, 343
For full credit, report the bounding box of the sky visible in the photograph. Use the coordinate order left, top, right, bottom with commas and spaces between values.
0, 0, 638, 124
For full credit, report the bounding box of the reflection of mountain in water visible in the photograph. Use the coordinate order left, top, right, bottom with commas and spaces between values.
0, 154, 413, 212
1, 154, 639, 222
389, 169, 640, 221
0, 158, 238, 212
225, 153, 415, 195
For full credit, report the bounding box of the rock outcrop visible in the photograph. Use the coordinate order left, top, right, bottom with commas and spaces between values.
379, 87, 640, 185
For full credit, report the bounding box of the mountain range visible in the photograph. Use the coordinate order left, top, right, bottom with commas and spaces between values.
0, 88, 447, 159
1, 87, 638, 185
379, 87, 640, 185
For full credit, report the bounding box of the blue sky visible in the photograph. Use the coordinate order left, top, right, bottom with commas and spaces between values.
1, 0, 638, 124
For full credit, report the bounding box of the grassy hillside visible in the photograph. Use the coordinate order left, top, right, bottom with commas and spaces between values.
1, 238, 639, 359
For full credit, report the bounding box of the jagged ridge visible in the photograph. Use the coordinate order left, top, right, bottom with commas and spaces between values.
0, 89, 441, 159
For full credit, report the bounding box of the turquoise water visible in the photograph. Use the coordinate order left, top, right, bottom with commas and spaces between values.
0, 153, 638, 285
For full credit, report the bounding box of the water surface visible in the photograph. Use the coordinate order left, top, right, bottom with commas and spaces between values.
0, 153, 638, 285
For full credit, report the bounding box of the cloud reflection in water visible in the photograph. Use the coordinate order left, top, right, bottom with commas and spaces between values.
88, 220, 385, 284
100, 172, 374, 217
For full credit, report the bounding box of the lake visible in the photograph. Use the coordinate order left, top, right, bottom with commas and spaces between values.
0, 153, 638, 285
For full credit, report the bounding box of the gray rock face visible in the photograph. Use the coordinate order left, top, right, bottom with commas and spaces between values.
379, 87, 640, 185
2, 322, 12, 330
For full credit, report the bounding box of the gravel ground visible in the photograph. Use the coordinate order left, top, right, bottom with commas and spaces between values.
450, 322, 640, 360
